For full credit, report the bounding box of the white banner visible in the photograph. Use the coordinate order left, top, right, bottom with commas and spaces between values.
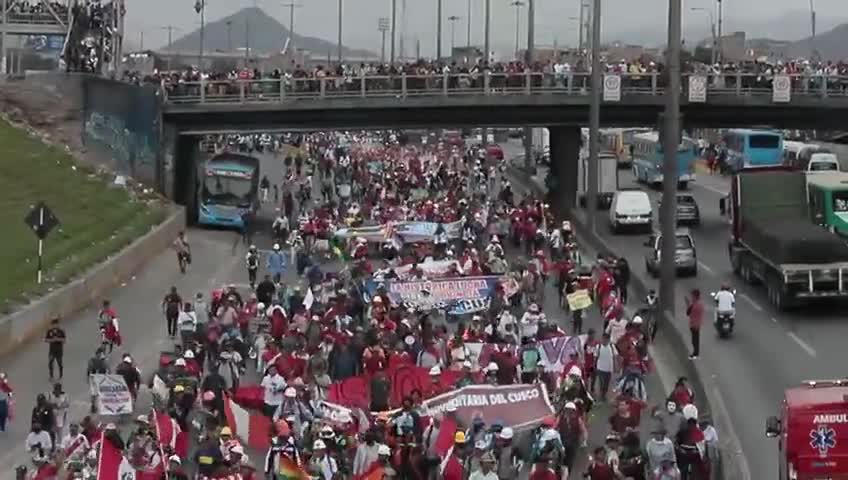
463, 335, 587, 372
772, 75, 791, 103
92, 374, 133, 415
688, 75, 707, 103
603, 75, 621, 102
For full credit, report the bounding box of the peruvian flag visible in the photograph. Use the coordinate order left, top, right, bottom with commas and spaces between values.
96, 432, 163, 480
223, 395, 272, 450
153, 410, 189, 458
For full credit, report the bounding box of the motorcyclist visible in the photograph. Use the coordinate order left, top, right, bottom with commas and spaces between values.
246, 245, 260, 290
714, 284, 735, 315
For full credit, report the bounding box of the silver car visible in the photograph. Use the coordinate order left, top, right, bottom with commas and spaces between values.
644, 229, 698, 277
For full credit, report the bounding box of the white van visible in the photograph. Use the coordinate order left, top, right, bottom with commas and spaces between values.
806, 152, 841, 173
609, 189, 653, 234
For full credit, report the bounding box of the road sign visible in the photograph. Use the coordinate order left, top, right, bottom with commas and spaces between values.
772, 75, 791, 103
688, 75, 707, 103
24, 201, 59, 240
603, 75, 621, 102
24, 202, 60, 284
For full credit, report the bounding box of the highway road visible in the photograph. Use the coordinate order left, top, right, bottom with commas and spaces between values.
0, 148, 294, 477
570, 165, 848, 479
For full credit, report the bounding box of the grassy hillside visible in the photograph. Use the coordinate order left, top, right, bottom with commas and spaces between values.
0, 119, 165, 311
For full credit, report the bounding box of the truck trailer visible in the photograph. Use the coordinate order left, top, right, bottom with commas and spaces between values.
726, 169, 848, 309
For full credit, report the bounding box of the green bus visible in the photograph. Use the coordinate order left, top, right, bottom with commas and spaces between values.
807, 173, 848, 236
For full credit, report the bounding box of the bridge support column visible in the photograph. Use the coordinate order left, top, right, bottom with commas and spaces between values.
548, 126, 581, 214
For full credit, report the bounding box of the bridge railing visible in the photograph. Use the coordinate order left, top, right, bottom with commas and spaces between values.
161, 72, 848, 104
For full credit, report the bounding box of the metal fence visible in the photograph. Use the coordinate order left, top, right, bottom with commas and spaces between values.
161, 72, 848, 105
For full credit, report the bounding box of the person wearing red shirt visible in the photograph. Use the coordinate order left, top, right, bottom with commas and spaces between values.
670, 377, 695, 408
442, 434, 466, 480
362, 345, 387, 375
585, 447, 617, 480
609, 400, 641, 436
528, 460, 558, 480
685, 289, 704, 359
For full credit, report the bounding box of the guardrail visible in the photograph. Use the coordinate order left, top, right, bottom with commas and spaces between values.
161, 72, 848, 105
2, 13, 67, 25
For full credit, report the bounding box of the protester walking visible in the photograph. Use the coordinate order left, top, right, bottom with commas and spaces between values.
685, 289, 704, 360
595, 333, 618, 402
44, 318, 65, 381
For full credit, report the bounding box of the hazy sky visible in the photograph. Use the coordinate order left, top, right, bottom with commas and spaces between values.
126, 0, 847, 55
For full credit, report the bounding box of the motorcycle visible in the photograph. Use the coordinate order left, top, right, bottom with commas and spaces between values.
710, 289, 737, 338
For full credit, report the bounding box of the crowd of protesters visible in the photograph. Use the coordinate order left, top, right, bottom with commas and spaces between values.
115, 54, 848, 100
0, 128, 720, 479
63, 0, 120, 74
6, 0, 69, 23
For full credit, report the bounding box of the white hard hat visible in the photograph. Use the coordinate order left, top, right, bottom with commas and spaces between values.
175, 358, 186, 367
273, 243, 281, 250
429, 365, 442, 376
257, 302, 265, 311
632, 315, 643, 325
565, 401, 577, 410
486, 362, 499, 372
183, 350, 195, 359
499, 427, 514, 439
378, 444, 391, 456
313, 439, 327, 450
682, 404, 699, 420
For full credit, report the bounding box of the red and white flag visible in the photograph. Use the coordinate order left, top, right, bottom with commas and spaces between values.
153, 410, 189, 457
223, 395, 272, 450
97, 431, 166, 480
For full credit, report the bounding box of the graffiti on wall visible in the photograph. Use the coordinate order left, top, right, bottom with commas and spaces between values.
82, 78, 161, 189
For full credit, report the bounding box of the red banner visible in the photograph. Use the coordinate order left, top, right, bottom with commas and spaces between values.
328, 363, 464, 410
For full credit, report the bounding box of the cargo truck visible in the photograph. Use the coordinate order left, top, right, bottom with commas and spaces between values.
725, 169, 848, 310
578, 151, 619, 210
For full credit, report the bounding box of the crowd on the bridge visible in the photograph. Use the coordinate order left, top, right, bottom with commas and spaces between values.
119, 53, 848, 100
6, 0, 69, 23
1, 128, 720, 480
63, 0, 120, 74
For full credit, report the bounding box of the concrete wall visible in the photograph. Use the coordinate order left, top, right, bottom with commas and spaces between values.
0, 207, 185, 355
82, 77, 163, 189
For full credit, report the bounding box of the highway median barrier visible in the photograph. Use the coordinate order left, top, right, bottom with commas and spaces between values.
508, 165, 746, 480
0, 207, 186, 356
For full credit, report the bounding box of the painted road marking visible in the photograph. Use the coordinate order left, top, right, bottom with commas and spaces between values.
694, 182, 729, 196
697, 260, 714, 274
739, 293, 763, 311
787, 331, 817, 357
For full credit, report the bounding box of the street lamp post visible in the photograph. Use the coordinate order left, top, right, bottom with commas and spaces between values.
194, 0, 205, 68
390, 0, 397, 63
510, 1, 524, 61
466, 0, 472, 47
448, 15, 461, 55
226, 20, 233, 51
436, 0, 443, 59
587, 0, 600, 232
337, 0, 343, 63
282, 2, 302, 53
660, 0, 683, 319
378, 17, 390, 63
690, 7, 716, 64
809, 0, 817, 59
482, 0, 490, 146
716, 0, 723, 63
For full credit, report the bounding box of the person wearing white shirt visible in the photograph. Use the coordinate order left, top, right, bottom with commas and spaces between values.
605, 316, 628, 344
595, 334, 618, 400
714, 286, 735, 314
469, 452, 499, 480
177, 303, 198, 347
260, 366, 287, 418
26, 425, 53, 453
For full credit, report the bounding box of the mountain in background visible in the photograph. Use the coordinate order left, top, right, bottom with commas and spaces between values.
165, 7, 376, 58
785, 23, 848, 60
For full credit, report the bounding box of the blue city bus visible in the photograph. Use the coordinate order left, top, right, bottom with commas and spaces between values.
197, 153, 260, 228
631, 132, 698, 189
721, 129, 784, 172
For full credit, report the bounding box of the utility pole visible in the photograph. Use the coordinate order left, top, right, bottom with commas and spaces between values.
378, 17, 390, 63
523, 0, 535, 171
161, 25, 177, 71
510, 1, 524, 60
337, 0, 343, 63
2, 0, 7, 75
448, 15, 461, 55
481, 0, 490, 147
716, 0, 723, 63
809, 0, 817, 59
436, 0, 443, 59
466, 0, 472, 47
194, 0, 205, 68
660, 0, 682, 319
587, 0, 600, 232
245, 18, 250, 66
578, 0, 584, 52
225, 21, 233, 51
390, 0, 397, 63
139, 30, 144, 50
282, 2, 301, 53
